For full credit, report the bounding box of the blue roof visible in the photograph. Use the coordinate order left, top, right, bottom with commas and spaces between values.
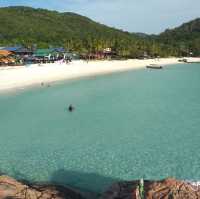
3, 46, 22, 52
15, 48, 32, 53
51, 47, 66, 53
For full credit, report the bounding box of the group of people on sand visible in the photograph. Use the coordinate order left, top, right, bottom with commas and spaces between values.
37, 58, 72, 66
41, 82, 51, 87
57, 58, 72, 64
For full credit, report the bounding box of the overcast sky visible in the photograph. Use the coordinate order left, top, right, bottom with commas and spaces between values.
0, 0, 199, 34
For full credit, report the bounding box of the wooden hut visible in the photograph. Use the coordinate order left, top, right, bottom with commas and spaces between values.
3, 46, 33, 56
0, 50, 12, 57
0, 50, 15, 66
83, 48, 115, 60
2, 46, 33, 64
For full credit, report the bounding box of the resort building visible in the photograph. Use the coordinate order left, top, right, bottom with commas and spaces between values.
0, 45, 78, 65
33, 48, 77, 63
83, 48, 115, 60
33, 49, 59, 62
3, 46, 33, 56
0, 50, 15, 66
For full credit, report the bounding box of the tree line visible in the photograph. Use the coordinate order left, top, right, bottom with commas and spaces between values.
0, 6, 199, 57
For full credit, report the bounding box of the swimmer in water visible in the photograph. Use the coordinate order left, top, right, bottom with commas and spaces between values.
68, 104, 75, 112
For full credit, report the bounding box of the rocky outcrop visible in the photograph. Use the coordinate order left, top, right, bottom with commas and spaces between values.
0, 175, 85, 199
1, 176, 200, 199
101, 178, 200, 199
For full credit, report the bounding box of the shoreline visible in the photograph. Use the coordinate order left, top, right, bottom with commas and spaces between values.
0, 58, 181, 92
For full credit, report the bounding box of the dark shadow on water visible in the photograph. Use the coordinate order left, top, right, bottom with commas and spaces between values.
0, 171, 5, 175
50, 169, 120, 198
0, 168, 120, 199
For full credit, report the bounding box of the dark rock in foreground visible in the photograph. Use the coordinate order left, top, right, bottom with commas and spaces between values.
1, 176, 200, 199
0, 175, 85, 199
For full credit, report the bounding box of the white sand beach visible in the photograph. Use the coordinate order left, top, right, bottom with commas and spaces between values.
0, 58, 185, 92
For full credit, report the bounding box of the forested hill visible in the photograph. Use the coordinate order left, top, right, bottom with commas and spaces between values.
158, 18, 200, 56
0, 6, 143, 56
0, 6, 199, 57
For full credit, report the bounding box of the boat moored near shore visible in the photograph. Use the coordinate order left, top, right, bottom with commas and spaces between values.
146, 64, 163, 69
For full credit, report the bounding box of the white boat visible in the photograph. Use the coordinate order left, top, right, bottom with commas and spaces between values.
146, 64, 163, 69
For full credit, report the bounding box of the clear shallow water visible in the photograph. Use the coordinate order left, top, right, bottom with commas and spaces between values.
0, 63, 200, 193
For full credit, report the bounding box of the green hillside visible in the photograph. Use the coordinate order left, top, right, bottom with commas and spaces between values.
158, 18, 200, 56
0, 6, 142, 56
0, 6, 199, 57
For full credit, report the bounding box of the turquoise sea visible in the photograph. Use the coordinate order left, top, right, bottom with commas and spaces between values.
0, 63, 200, 193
